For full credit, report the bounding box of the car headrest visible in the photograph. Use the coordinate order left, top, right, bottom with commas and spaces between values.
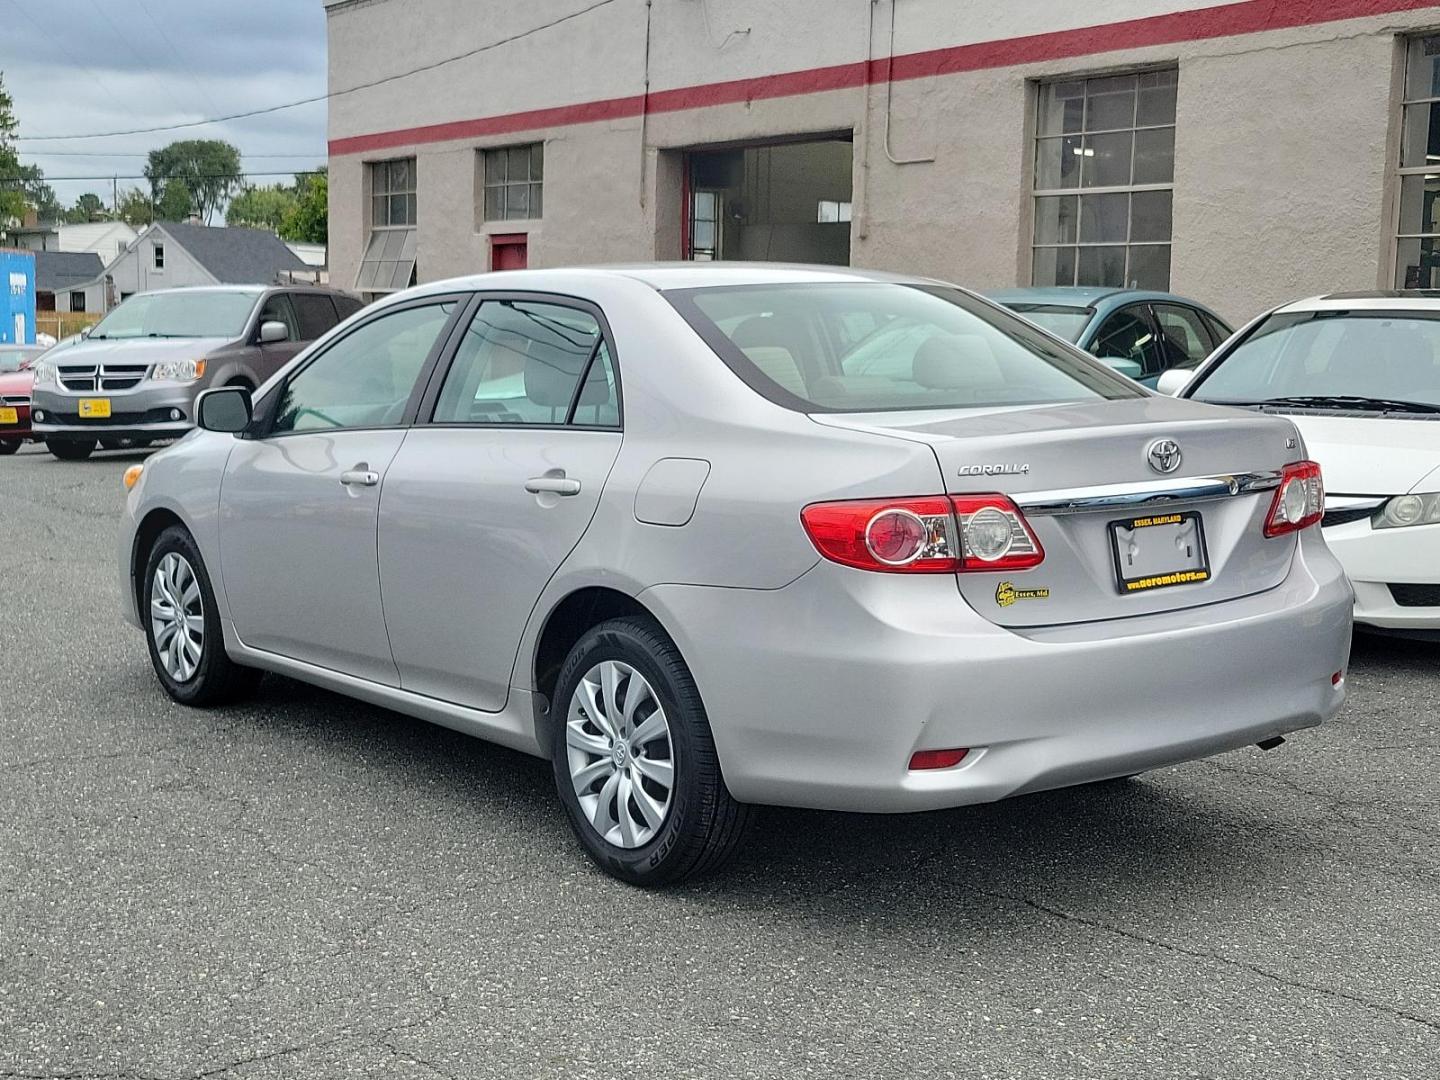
911, 334, 1001, 390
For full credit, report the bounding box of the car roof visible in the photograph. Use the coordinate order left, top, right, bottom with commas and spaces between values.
1273, 290, 1440, 313
987, 286, 1217, 310
407, 263, 951, 297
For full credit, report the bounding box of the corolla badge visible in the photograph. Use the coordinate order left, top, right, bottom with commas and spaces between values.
958, 463, 1030, 477
1145, 438, 1183, 474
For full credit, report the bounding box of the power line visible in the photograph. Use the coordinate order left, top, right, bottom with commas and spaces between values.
31, 152, 326, 159
1, 170, 325, 182
14, 0, 620, 143
134, 0, 222, 114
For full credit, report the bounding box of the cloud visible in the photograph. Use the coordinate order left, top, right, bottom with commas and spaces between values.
4, 0, 327, 206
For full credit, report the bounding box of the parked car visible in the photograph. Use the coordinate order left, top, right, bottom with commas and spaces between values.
1163, 291, 1440, 639
30, 285, 365, 460
119, 265, 1351, 885
0, 344, 47, 455
988, 287, 1232, 387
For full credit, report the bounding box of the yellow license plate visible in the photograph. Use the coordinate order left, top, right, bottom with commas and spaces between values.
78, 398, 112, 419
0, 407, 16, 425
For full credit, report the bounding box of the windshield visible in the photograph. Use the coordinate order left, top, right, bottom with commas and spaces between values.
89, 290, 258, 340
0, 348, 37, 373
670, 283, 1139, 413
1191, 311, 1440, 412
998, 303, 1092, 342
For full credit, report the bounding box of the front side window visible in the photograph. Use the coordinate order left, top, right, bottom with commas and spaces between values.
270, 302, 455, 435
1189, 311, 1440, 412
89, 289, 258, 340
358, 158, 418, 294
1032, 69, 1176, 290
432, 300, 617, 426
482, 144, 543, 222
1395, 36, 1440, 286
257, 294, 299, 342
671, 282, 1142, 413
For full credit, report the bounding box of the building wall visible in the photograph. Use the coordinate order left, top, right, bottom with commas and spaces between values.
106, 226, 218, 300
325, 0, 1440, 323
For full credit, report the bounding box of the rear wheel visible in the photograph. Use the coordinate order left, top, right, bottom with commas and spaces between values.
142, 525, 261, 706
551, 616, 750, 886
0, 440, 19, 456
46, 438, 95, 461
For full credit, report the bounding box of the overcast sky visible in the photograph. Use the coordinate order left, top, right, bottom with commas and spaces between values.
4, 0, 327, 209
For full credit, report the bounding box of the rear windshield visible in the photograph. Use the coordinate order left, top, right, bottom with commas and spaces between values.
998, 303, 1092, 342
669, 283, 1139, 413
89, 290, 258, 341
1191, 310, 1440, 410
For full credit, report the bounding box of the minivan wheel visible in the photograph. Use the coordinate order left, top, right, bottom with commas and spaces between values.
142, 525, 261, 707
46, 438, 95, 461
551, 617, 750, 886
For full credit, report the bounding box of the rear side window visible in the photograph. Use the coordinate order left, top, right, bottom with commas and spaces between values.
670, 283, 1140, 413
431, 300, 619, 426
1091, 307, 1165, 375
292, 293, 339, 340
334, 295, 366, 320
1152, 303, 1214, 368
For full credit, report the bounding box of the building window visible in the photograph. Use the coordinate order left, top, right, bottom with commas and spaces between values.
817, 200, 852, 223
153, 243, 165, 271
69, 291, 86, 313
358, 157, 418, 294
689, 190, 721, 261
1395, 36, 1440, 286
482, 144, 543, 222
1031, 69, 1176, 290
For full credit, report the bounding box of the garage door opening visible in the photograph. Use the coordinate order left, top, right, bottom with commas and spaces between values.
684, 137, 853, 265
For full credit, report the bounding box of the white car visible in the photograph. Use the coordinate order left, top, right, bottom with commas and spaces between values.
1163, 291, 1440, 638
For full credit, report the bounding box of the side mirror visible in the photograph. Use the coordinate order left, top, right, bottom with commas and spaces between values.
196, 385, 253, 434
1156, 368, 1195, 396
1098, 355, 1144, 380
259, 320, 289, 344
79, 326, 92, 339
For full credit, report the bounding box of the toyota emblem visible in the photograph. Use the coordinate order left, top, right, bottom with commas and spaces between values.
1146, 438, 1183, 474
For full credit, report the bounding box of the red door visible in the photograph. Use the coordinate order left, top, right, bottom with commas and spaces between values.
491, 234, 528, 270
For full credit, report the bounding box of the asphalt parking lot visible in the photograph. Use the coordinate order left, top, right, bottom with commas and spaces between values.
2, 442, 1438, 1079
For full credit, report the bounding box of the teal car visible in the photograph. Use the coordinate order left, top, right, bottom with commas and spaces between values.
987, 287, 1232, 388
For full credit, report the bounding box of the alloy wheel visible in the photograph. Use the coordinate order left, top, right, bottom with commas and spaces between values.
565, 660, 675, 848
150, 552, 204, 683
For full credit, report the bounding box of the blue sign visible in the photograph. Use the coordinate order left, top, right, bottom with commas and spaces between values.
1, 249, 37, 344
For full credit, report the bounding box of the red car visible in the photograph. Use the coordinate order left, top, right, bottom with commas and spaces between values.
0, 345, 46, 455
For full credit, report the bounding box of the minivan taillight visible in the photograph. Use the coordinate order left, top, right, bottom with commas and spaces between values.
1263, 461, 1324, 538
800, 495, 1044, 573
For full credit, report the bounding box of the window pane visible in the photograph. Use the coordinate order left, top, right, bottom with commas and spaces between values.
405, 193, 418, 225
1136, 69, 1178, 126
1038, 80, 1085, 136
530, 182, 543, 219
485, 185, 504, 221
692, 217, 716, 249
1077, 245, 1126, 287
1395, 234, 1440, 287
1130, 189, 1172, 243
432, 301, 602, 425
486, 148, 507, 184
1082, 131, 1132, 187
508, 183, 529, 219
1406, 35, 1440, 100
1085, 75, 1136, 131
1079, 192, 1129, 243
1032, 246, 1077, 286
371, 164, 390, 196
390, 158, 412, 194
694, 190, 716, 217
572, 340, 620, 427
1133, 127, 1175, 184
1035, 135, 1082, 190
1401, 102, 1440, 168
1127, 245, 1171, 290
273, 303, 453, 434
508, 145, 531, 181
530, 142, 544, 180
1398, 174, 1440, 235
1034, 195, 1078, 244
372, 195, 387, 228
387, 194, 405, 227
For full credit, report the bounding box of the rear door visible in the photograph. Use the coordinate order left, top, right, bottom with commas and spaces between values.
377, 294, 622, 712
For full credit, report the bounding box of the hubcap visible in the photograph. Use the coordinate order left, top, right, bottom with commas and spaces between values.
149, 552, 204, 683
566, 660, 675, 849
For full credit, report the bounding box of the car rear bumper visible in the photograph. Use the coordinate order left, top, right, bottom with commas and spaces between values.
642, 529, 1352, 813
1323, 519, 1440, 632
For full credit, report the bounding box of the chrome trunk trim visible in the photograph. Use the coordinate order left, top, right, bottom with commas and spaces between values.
1014, 471, 1284, 516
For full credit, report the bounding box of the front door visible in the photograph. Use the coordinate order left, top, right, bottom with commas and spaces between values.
254, 293, 306, 382
218, 297, 464, 683
378, 296, 622, 711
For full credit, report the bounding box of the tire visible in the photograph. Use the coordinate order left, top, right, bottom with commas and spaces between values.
551, 616, 750, 886
0, 440, 19, 456
141, 524, 262, 707
46, 438, 96, 461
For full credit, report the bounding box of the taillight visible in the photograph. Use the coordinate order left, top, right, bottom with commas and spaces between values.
800, 495, 1044, 573
1264, 460, 1324, 538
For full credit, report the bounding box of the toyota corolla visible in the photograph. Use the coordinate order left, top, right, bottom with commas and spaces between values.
117, 265, 1353, 885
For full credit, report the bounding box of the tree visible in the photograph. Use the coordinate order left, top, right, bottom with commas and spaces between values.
156, 180, 193, 222
279, 169, 327, 244
63, 192, 106, 224
116, 186, 154, 226
227, 184, 296, 231
0, 73, 28, 231
145, 139, 242, 224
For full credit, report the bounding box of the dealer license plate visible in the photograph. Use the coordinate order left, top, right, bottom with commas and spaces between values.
78, 398, 112, 419
0, 407, 16, 425
1109, 511, 1211, 594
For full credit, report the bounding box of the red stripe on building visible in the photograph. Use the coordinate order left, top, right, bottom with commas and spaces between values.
330, 0, 1438, 155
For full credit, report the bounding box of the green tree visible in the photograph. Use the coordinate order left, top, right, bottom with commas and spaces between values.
0, 73, 29, 232
279, 169, 327, 244
116, 186, 154, 226
155, 180, 193, 222
15, 163, 59, 222
63, 192, 106, 224
227, 183, 297, 231
145, 139, 242, 224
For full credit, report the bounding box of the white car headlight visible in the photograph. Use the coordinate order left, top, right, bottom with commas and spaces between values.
31, 359, 57, 387
149, 359, 207, 382
1375, 492, 1440, 529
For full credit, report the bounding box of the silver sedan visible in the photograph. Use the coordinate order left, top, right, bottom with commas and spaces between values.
117, 265, 1353, 885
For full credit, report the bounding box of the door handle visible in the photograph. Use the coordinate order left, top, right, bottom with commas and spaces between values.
525, 476, 581, 496
340, 469, 380, 487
